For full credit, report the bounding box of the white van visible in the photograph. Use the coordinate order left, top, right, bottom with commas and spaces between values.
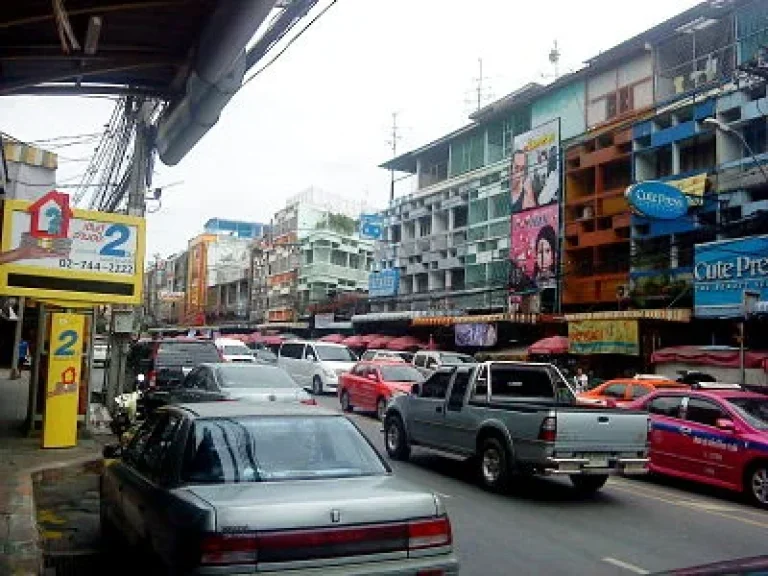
278, 340, 356, 394
215, 338, 255, 363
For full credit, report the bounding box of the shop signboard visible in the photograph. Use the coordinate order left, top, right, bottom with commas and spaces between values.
368, 269, 399, 298
509, 204, 558, 292
314, 313, 334, 329
455, 323, 498, 347
0, 191, 145, 304
625, 181, 688, 220
569, 320, 639, 355
43, 313, 84, 448
694, 235, 768, 319
510, 119, 560, 213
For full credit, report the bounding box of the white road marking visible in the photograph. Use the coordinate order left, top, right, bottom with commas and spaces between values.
602, 557, 649, 574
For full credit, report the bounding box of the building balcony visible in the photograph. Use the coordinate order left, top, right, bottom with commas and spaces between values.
299, 263, 368, 284
437, 257, 462, 270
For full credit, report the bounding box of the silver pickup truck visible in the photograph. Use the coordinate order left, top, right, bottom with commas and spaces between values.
383, 361, 649, 494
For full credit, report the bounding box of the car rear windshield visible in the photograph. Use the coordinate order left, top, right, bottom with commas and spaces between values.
223, 345, 251, 356
315, 345, 355, 362
216, 365, 297, 389
380, 365, 424, 382
156, 342, 220, 365
727, 397, 768, 430
439, 353, 474, 364
182, 416, 386, 483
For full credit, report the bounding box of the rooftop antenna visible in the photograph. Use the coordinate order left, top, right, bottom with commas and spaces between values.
386, 111, 401, 204
549, 40, 561, 80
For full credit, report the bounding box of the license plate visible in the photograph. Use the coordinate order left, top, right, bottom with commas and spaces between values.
584, 454, 609, 467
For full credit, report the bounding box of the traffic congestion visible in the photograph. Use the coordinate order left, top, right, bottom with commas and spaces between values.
96, 329, 768, 575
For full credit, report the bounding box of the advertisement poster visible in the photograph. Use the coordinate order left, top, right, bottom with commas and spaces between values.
455, 323, 498, 347
43, 313, 85, 448
509, 204, 559, 292
569, 320, 639, 355
510, 120, 561, 213
694, 235, 768, 318
368, 269, 400, 298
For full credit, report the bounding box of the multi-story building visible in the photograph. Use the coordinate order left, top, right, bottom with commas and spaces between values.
266, 188, 370, 323
204, 218, 267, 239
297, 228, 373, 314
247, 239, 271, 324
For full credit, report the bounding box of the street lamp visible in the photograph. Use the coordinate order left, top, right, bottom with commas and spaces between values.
702, 117, 768, 185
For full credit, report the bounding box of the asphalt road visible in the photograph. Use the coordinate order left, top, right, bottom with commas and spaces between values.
312, 394, 768, 576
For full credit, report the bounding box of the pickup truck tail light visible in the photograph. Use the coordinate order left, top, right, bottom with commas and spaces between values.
539, 416, 557, 442
200, 516, 451, 566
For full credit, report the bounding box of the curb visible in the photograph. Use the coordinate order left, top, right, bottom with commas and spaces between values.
1, 457, 103, 576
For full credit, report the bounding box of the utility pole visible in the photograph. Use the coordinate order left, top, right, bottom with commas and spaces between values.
386, 111, 401, 204
476, 58, 484, 111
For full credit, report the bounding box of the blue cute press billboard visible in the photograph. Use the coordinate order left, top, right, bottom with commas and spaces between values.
625, 181, 688, 220
694, 235, 768, 318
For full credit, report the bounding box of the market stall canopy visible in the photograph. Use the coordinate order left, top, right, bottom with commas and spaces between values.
359, 334, 382, 345
387, 336, 426, 351
366, 335, 395, 349
319, 334, 345, 343
528, 336, 569, 356
652, 346, 768, 369
342, 335, 366, 348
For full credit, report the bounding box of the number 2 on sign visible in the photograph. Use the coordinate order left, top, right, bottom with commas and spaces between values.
100, 224, 130, 257
54, 330, 78, 357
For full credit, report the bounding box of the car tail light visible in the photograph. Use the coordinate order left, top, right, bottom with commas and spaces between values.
408, 516, 452, 550
538, 416, 557, 442
200, 533, 258, 565
148, 370, 157, 388
300, 398, 317, 406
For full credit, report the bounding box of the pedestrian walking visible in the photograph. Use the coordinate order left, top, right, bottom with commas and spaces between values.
573, 367, 588, 392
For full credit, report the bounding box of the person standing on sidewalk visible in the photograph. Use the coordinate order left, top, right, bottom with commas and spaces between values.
573, 367, 588, 392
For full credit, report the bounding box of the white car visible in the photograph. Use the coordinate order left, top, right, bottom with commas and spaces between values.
278, 340, 356, 395
215, 338, 255, 363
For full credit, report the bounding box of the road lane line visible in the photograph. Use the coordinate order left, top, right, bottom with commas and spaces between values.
609, 484, 768, 529
602, 557, 649, 574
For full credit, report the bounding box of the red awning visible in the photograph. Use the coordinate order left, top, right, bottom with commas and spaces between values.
342, 335, 366, 347
528, 336, 569, 355
366, 335, 394, 349
260, 335, 284, 346
652, 346, 768, 369
387, 336, 426, 351
319, 334, 345, 343
359, 334, 381, 345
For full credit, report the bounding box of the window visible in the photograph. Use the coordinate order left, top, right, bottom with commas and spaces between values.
314, 345, 355, 362
183, 367, 205, 389
279, 343, 305, 359
602, 384, 628, 399
379, 365, 424, 382
629, 384, 652, 400
447, 370, 471, 411
124, 418, 159, 469
684, 398, 726, 428
421, 372, 451, 399
490, 367, 555, 399
156, 342, 220, 365
727, 397, 768, 430
472, 366, 489, 402
361, 351, 374, 361
217, 365, 298, 389
140, 414, 182, 481
181, 416, 386, 484
414, 354, 427, 368
648, 395, 683, 418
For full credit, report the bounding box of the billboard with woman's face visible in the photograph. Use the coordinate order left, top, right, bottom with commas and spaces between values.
510, 120, 560, 213
509, 204, 559, 292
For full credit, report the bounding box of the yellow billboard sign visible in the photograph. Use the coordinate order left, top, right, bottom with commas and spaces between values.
43, 313, 85, 448
0, 192, 145, 304
569, 320, 639, 355
671, 173, 707, 207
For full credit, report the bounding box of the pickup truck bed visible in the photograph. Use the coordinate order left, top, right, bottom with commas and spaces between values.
384, 361, 649, 494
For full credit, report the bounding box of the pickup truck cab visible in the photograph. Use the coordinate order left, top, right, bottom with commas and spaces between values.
384, 361, 650, 494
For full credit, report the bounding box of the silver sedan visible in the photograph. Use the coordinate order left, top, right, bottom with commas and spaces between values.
100, 402, 459, 575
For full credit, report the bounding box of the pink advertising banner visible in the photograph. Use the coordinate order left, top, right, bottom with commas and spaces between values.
509, 204, 559, 292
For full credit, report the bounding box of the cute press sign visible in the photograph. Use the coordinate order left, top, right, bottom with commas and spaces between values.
0, 192, 145, 304
625, 181, 688, 220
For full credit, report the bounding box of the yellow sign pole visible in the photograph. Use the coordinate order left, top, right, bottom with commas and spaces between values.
42, 312, 85, 448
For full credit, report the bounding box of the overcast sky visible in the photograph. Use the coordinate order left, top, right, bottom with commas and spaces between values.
0, 0, 700, 257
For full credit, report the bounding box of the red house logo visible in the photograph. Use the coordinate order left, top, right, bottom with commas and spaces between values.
28, 191, 72, 240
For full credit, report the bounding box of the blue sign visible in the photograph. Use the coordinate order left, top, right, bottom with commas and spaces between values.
694, 235, 768, 318
360, 214, 383, 240
368, 269, 399, 298
625, 181, 688, 220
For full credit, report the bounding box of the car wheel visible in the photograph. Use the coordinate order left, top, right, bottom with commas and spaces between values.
384, 415, 410, 461
312, 376, 323, 395
340, 390, 353, 412
746, 462, 768, 508
570, 474, 609, 495
376, 397, 388, 421
479, 437, 510, 492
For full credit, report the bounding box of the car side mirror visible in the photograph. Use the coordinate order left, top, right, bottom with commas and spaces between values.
411, 383, 421, 396
716, 418, 735, 432
103, 444, 123, 459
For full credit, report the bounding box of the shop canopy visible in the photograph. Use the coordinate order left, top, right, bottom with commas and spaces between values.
528, 336, 569, 356
652, 346, 768, 369
319, 334, 345, 343
342, 335, 367, 347
387, 336, 427, 351
253, 334, 284, 346
366, 335, 395, 349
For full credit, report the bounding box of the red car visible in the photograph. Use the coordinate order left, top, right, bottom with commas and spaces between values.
627, 383, 768, 507
338, 361, 425, 420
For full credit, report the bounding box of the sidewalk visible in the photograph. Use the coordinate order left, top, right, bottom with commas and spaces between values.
0, 372, 107, 576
